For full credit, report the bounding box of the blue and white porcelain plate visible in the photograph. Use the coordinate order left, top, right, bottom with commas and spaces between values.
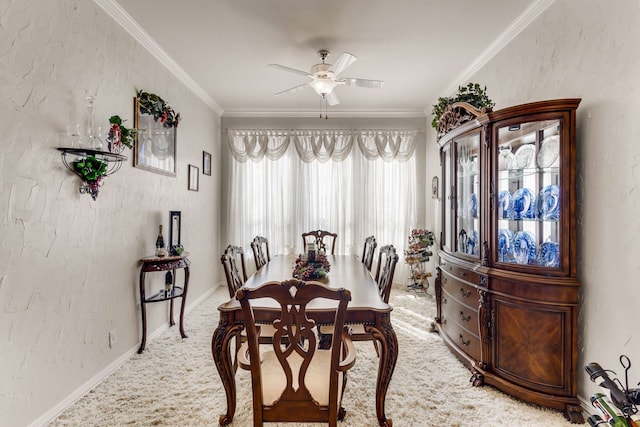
498, 190, 512, 219
469, 193, 478, 218
511, 231, 536, 264
511, 188, 536, 220
498, 228, 514, 262
537, 241, 560, 267
466, 230, 479, 255
537, 185, 560, 220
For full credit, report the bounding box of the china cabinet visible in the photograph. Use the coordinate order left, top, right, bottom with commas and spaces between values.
434, 99, 583, 422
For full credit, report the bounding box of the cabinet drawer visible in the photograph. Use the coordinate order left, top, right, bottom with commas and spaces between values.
441, 288, 479, 335
440, 271, 477, 305
440, 312, 481, 361
439, 262, 481, 285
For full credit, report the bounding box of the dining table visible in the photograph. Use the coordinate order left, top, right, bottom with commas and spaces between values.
212, 254, 398, 427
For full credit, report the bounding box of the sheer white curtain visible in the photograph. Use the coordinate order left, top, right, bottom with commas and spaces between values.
226, 129, 418, 275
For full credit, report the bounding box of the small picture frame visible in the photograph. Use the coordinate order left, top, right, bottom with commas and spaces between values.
169, 211, 181, 254
432, 176, 439, 199
203, 151, 211, 176
188, 164, 199, 191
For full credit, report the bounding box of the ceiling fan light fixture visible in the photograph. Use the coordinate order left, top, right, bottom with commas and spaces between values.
309, 78, 338, 96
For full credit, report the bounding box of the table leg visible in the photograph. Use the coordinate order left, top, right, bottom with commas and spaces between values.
366, 313, 398, 427
138, 270, 148, 354
212, 312, 243, 426
178, 266, 189, 338
169, 270, 175, 327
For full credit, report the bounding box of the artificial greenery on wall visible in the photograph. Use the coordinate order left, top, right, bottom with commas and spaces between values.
136, 90, 181, 128
431, 83, 495, 130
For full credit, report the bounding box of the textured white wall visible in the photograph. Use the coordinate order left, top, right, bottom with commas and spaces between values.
426, 0, 640, 406
0, 1, 221, 426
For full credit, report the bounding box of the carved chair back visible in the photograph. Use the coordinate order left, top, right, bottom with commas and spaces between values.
250, 236, 271, 270
220, 245, 248, 298
361, 235, 377, 271
374, 245, 399, 303
237, 279, 355, 426
302, 229, 338, 255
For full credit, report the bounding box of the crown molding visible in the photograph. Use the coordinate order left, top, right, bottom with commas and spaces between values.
94, 0, 224, 116
433, 0, 556, 112
223, 109, 427, 118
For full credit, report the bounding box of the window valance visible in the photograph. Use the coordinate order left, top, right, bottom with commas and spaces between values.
226, 129, 421, 163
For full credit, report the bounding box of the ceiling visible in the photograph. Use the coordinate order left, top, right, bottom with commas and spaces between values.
109, 0, 540, 117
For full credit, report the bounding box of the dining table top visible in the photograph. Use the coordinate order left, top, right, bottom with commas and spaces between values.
218, 254, 392, 313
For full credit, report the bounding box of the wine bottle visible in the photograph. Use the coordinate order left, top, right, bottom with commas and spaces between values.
155, 225, 166, 257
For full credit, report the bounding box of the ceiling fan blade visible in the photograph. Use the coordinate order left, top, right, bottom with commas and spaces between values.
330, 52, 357, 75
326, 91, 340, 106
274, 83, 308, 96
340, 77, 384, 89
268, 64, 312, 77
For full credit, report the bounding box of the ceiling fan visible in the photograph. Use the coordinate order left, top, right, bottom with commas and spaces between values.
269, 50, 384, 106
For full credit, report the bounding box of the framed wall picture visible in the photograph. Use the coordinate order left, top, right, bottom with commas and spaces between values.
133, 99, 177, 176
432, 176, 439, 199
203, 151, 211, 176
169, 210, 181, 253
188, 164, 199, 191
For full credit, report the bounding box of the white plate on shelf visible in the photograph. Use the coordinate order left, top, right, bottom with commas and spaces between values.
498, 147, 517, 171
515, 144, 536, 169
537, 135, 560, 168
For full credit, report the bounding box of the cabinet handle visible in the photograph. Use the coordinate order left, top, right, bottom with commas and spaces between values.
460, 271, 466, 276
443, 278, 447, 284
443, 297, 448, 305
459, 311, 471, 322
460, 287, 471, 298
459, 334, 470, 346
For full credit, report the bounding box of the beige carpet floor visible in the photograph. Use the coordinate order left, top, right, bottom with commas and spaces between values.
49, 285, 576, 426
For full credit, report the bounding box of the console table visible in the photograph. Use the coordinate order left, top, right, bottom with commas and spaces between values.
138, 253, 190, 354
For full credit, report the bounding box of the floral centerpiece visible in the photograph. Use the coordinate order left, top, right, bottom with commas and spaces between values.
292, 253, 331, 280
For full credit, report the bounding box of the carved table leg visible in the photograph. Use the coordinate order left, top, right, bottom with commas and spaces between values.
366, 313, 398, 427
137, 270, 147, 354
212, 312, 243, 426
178, 266, 189, 338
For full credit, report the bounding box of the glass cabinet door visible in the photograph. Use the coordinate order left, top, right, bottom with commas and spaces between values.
442, 145, 452, 252
495, 119, 561, 269
454, 133, 481, 258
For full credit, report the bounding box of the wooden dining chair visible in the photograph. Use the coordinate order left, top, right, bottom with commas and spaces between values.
236, 279, 356, 427
250, 235, 271, 270
220, 245, 248, 299
302, 229, 338, 255
361, 235, 377, 271
374, 244, 400, 304
321, 244, 399, 357
220, 245, 275, 366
